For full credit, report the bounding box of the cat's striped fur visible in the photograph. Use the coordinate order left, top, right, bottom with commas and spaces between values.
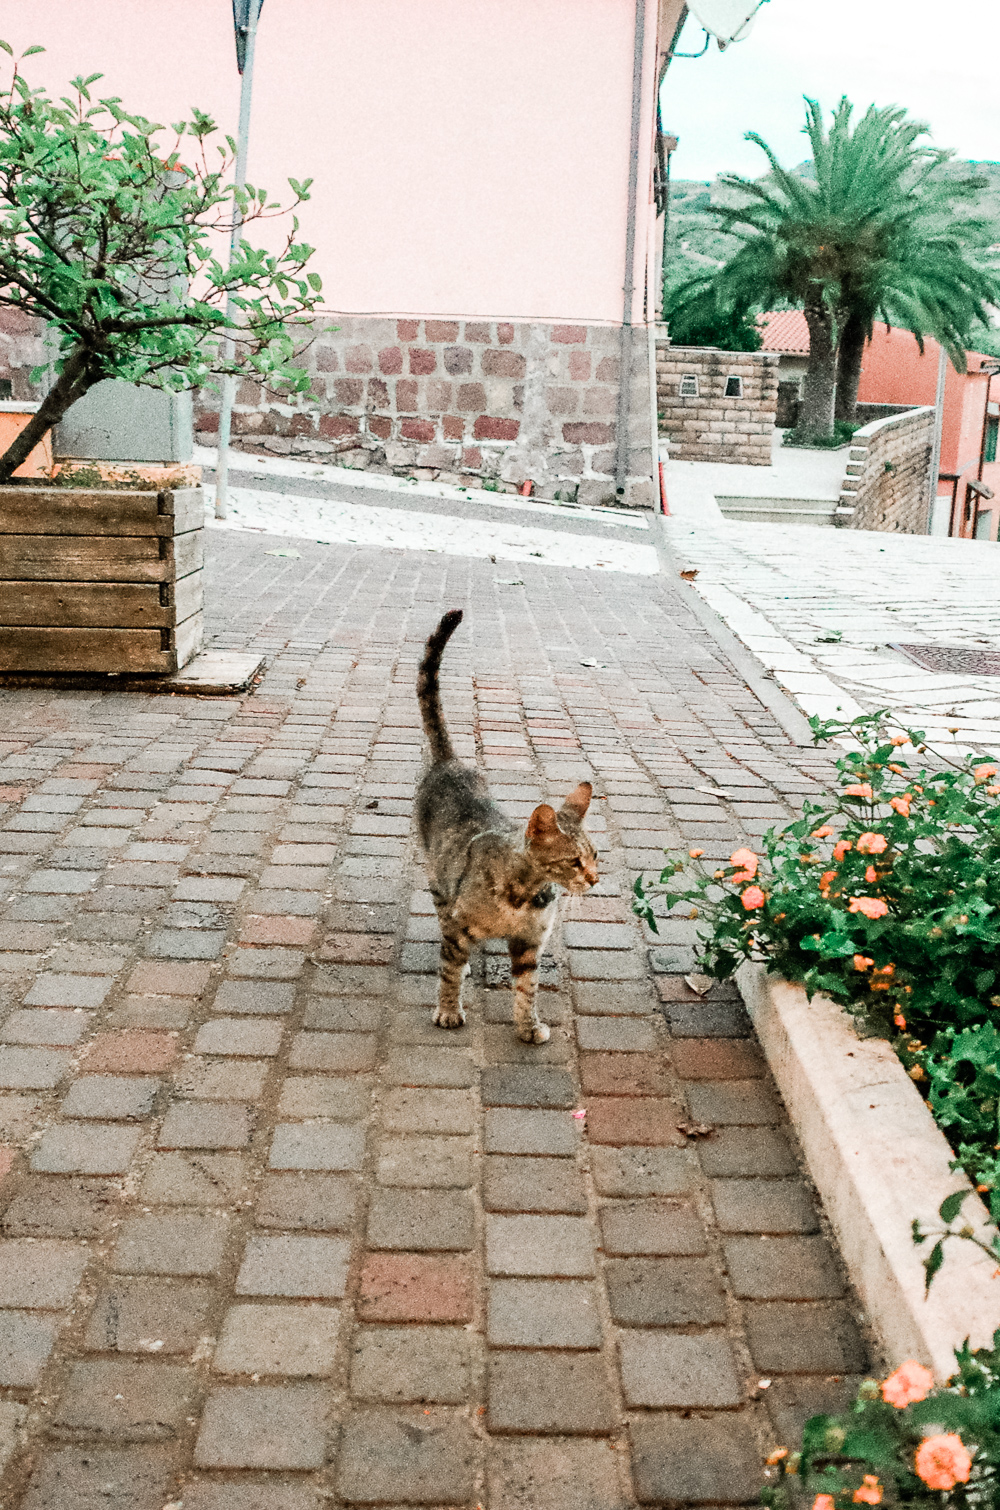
416, 609, 598, 1043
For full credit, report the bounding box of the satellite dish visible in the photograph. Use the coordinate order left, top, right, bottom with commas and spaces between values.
687, 0, 768, 46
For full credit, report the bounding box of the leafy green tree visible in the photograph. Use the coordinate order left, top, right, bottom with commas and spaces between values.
669, 98, 1000, 439
0, 42, 321, 483
662, 277, 762, 351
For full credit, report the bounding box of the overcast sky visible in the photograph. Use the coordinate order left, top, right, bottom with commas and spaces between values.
663, 0, 1000, 183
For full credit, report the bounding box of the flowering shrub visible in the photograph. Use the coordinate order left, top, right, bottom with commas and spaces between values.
632, 711, 1000, 1219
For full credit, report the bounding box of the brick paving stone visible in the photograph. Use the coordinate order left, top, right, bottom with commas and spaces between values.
81, 1031, 178, 1073
51, 1358, 196, 1439
483, 1107, 580, 1156
598, 1199, 709, 1255
584, 1096, 684, 1146
2, 1177, 121, 1238
257, 1171, 357, 1230
488, 1437, 632, 1510
672, 1035, 766, 1079
487, 1278, 602, 1348
766, 1375, 866, 1445
629, 1415, 763, 1504
356, 1253, 473, 1321
481, 1065, 576, 1108
126, 961, 211, 997
350, 1325, 470, 1402
367, 1187, 474, 1250
0, 1045, 73, 1089
606, 1254, 727, 1326
236, 1234, 350, 1297
212, 979, 296, 1014
19, 1446, 177, 1510
590, 1145, 698, 1197
488, 1351, 618, 1433
573, 981, 654, 1015
177, 1060, 269, 1101
0, 1310, 58, 1384
486, 1214, 596, 1276
114, 1213, 229, 1276
384, 1045, 475, 1086
724, 1235, 846, 1299
484, 1155, 587, 1213
287, 1030, 377, 1073
85, 1277, 214, 1355
158, 1101, 254, 1149
62, 1077, 158, 1120
277, 1075, 371, 1120
337, 1409, 477, 1504
194, 1018, 284, 1057
744, 1300, 869, 1374
141, 1152, 249, 1206
711, 1178, 818, 1234
303, 996, 384, 1032
619, 1328, 743, 1407
181, 1487, 318, 1510
579, 1052, 672, 1097
213, 1302, 341, 1376
574, 1015, 657, 1052
269, 1122, 365, 1171
376, 1135, 473, 1188
697, 1125, 797, 1177
30, 1123, 141, 1175
194, 1385, 327, 1468
382, 1087, 475, 1135
3, 1008, 92, 1045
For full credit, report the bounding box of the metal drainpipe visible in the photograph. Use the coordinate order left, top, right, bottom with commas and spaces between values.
614, 0, 647, 500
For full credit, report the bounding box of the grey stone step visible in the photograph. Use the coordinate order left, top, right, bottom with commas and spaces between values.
715, 495, 839, 527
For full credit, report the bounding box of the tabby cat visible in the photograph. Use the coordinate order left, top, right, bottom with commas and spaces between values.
416, 609, 598, 1043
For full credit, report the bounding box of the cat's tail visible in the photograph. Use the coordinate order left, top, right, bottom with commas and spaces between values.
418, 608, 463, 763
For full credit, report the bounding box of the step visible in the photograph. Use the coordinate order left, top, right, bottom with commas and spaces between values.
715, 494, 839, 527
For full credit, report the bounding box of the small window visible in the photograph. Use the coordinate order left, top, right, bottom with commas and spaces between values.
724, 375, 743, 398
679, 374, 699, 397
0, 379, 11, 401
986, 415, 998, 463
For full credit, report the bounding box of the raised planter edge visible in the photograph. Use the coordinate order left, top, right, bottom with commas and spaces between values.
737, 960, 1000, 1379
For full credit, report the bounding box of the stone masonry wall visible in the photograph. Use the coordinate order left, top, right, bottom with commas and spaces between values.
656, 342, 779, 465
0, 306, 48, 402
838, 406, 935, 533
195, 316, 656, 509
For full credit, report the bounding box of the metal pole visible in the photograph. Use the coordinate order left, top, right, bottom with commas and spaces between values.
926, 341, 947, 535
614, 0, 647, 501
215, 0, 262, 521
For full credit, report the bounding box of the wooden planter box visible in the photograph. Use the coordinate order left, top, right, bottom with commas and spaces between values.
0, 485, 204, 674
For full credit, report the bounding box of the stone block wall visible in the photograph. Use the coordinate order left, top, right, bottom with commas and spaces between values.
195, 316, 655, 509
0, 307, 48, 402
838, 406, 935, 533
656, 341, 779, 465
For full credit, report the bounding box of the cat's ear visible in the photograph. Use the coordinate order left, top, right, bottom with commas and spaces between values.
560, 782, 592, 820
526, 804, 560, 846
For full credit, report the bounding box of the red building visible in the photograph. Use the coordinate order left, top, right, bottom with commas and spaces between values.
759, 312, 999, 542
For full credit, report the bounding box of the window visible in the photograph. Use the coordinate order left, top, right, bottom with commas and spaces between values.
975, 507, 995, 541
724, 375, 743, 398
985, 415, 998, 463
679, 374, 699, 397
0, 380, 11, 401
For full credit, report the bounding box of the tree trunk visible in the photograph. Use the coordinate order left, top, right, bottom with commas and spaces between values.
834, 311, 866, 424
799, 302, 837, 440
0, 345, 93, 484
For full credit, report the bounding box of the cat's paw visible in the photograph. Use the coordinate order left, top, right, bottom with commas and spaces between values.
433, 1005, 466, 1030
516, 1021, 550, 1045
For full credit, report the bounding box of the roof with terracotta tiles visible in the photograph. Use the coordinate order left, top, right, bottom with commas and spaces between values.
758, 309, 809, 354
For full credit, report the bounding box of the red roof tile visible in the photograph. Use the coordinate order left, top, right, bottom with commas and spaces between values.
758, 310, 809, 354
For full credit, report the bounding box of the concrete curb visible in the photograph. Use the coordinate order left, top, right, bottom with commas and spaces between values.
737, 961, 1000, 1379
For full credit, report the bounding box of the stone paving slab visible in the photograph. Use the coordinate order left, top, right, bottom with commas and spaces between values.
0, 527, 873, 1506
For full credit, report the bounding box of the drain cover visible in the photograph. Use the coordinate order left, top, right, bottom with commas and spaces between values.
891, 643, 1000, 676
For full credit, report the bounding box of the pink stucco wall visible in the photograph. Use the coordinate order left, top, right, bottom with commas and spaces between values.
6, 0, 658, 323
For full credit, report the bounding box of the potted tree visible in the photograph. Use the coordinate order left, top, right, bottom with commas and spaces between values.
0, 41, 321, 674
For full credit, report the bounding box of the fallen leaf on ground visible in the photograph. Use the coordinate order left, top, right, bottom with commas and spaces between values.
676, 1120, 714, 1139
496, 578, 524, 586
679, 568, 698, 579
264, 547, 301, 558
683, 973, 714, 996
694, 784, 739, 799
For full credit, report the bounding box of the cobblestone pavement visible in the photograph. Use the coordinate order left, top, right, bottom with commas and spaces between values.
664, 503, 1000, 753
0, 525, 873, 1508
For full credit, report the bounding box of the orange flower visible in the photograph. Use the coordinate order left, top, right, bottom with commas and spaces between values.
865, 865, 878, 883
894, 1012, 907, 1029
811, 826, 833, 838
882, 1359, 934, 1408
689, 848, 704, 858
853, 1476, 882, 1505
812, 1499, 836, 1510
889, 794, 911, 816
819, 870, 837, 894
974, 763, 998, 784
849, 896, 888, 919
857, 832, 888, 854
741, 885, 765, 910
914, 1433, 973, 1490
833, 839, 852, 861
844, 783, 874, 800
729, 847, 758, 883
890, 735, 909, 746
765, 1447, 789, 1465
853, 954, 874, 971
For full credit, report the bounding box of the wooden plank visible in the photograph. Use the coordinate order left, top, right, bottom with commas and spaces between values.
175, 609, 204, 670
167, 489, 205, 534
0, 627, 173, 673
0, 489, 164, 537
0, 535, 168, 582
174, 570, 204, 623
173, 531, 204, 579
0, 582, 170, 628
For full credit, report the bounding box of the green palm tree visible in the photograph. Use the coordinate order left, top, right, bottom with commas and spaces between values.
670, 98, 1000, 439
